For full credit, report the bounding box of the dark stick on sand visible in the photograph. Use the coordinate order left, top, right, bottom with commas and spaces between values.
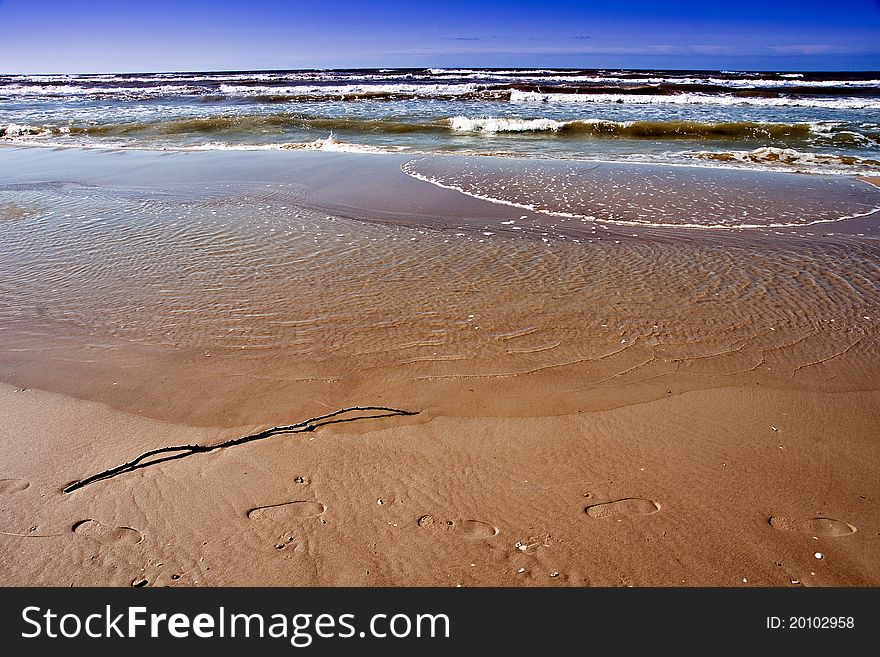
63, 405, 418, 493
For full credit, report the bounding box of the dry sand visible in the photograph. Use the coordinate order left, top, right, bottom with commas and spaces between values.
0, 146, 878, 586
2, 382, 877, 586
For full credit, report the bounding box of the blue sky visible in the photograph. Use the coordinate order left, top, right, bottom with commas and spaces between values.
1, 0, 879, 73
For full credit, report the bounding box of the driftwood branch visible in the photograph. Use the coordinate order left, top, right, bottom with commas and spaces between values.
63, 405, 417, 493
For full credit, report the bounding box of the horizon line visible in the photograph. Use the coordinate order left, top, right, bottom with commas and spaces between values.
4, 64, 880, 76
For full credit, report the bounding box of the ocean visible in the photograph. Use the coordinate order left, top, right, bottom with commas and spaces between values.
2, 67, 879, 175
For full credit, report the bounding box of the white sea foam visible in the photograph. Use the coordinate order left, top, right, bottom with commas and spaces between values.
509, 89, 880, 110
419, 70, 880, 88
428, 68, 482, 75
573, 75, 880, 88
448, 116, 568, 133
428, 72, 880, 87
0, 83, 203, 98
0, 123, 69, 138
687, 146, 880, 174
445, 116, 872, 144
0, 79, 491, 102
401, 159, 880, 230
0, 123, 38, 138
216, 82, 484, 98
281, 134, 407, 154
168, 135, 407, 154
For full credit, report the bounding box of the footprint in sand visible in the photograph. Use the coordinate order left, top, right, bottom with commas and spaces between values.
769, 516, 856, 537
417, 514, 499, 538
247, 501, 326, 521
72, 519, 144, 545
585, 497, 660, 519
0, 478, 30, 494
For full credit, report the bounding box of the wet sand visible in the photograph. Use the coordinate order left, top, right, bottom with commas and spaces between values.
0, 145, 878, 585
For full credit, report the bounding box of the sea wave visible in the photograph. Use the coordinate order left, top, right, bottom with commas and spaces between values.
279, 135, 407, 153
0, 123, 65, 138
0, 79, 496, 102
689, 147, 880, 171
0, 83, 206, 99
0, 115, 450, 140
6, 70, 879, 105
5, 124, 878, 177
4, 115, 877, 149
217, 82, 489, 99
448, 117, 565, 133
184, 135, 405, 154
1, 127, 404, 155
509, 89, 880, 110
446, 116, 837, 140
4, 77, 879, 109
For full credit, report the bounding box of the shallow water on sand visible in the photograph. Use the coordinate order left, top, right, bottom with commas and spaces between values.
0, 148, 878, 423
402, 156, 880, 228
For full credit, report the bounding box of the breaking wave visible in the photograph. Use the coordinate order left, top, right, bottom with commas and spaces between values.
690, 147, 880, 171
6, 116, 873, 146
445, 117, 835, 141
509, 89, 880, 110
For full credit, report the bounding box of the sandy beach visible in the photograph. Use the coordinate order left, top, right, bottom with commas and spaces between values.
1, 145, 878, 586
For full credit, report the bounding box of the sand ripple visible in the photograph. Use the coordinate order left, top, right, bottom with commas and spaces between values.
0, 161, 878, 416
